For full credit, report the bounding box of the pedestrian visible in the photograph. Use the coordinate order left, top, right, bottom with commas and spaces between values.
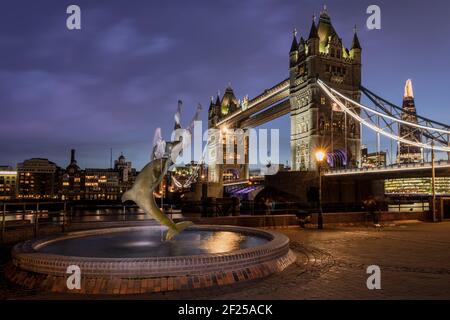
265, 198, 272, 215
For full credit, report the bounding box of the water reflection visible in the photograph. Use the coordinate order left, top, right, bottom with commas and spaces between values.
3, 208, 183, 224
38, 229, 268, 258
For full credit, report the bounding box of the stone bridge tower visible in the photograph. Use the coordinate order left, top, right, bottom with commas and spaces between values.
289, 7, 362, 171
207, 86, 249, 187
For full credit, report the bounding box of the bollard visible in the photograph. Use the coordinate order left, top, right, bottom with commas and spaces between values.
62, 210, 66, 233
62, 202, 67, 232
1, 203, 6, 243
34, 210, 39, 238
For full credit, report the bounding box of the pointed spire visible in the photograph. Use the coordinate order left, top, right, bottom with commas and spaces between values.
320, 4, 329, 17
404, 79, 414, 99
290, 28, 298, 53
215, 91, 221, 106
308, 15, 319, 39
299, 36, 305, 51
351, 25, 361, 49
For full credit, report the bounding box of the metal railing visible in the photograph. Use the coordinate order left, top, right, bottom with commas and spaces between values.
0, 201, 182, 243
1, 201, 69, 242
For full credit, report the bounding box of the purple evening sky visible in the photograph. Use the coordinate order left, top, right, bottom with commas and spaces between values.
1, 0, 450, 170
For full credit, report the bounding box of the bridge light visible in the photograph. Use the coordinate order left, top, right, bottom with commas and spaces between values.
315, 150, 326, 162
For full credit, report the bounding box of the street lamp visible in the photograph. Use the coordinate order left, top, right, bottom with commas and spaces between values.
431, 141, 437, 222
315, 150, 326, 230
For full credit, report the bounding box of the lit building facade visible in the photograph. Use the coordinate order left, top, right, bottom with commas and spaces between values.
385, 177, 450, 196
84, 169, 121, 201
114, 153, 136, 193
16, 158, 60, 199
361, 147, 387, 168
0, 166, 17, 200
59, 151, 136, 201
61, 149, 83, 200
398, 79, 423, 163
289, 7, 362, 170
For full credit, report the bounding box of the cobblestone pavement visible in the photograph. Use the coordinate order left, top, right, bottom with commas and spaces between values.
2, 221, 450, 299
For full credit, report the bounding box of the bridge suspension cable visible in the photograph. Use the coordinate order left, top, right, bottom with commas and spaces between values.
320, 81, 450, 135
171, 144, 208, 189
317, 79, 450, 153
361, 86, 450, 131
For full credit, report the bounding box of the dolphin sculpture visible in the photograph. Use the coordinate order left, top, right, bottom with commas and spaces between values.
121, 140, 192, 241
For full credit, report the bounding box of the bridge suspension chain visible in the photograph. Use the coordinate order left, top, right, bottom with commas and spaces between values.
321, 80, 450, 135
317, 79, 450, 153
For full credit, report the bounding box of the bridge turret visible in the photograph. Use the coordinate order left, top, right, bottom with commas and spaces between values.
208, 92, 222, 127
208, 96, 216, 118
298, 36, 306, 53
289, 28, 299, 68
350, 26, 362, 63
307, 16, 319, 56
221, 84, 239, 115
317, 6, 340, 55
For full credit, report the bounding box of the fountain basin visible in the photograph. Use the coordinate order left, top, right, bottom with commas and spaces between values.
7, 225, 295, 294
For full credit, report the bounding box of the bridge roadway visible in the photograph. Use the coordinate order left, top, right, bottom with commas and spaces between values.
324, 160, 450, 180
222, 161, 450, 188
216, 79, 289, 128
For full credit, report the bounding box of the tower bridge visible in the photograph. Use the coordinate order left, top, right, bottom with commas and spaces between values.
203, 6, 450, 202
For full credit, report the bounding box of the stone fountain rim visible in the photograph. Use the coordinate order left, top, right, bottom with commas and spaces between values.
11, 225, 291, 278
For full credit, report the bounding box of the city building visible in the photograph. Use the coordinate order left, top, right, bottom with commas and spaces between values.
361, 147, 387, 168
60, 151, 136, 201
114, 153, 136, 193
385, 177, 450, 196
16, 158, 60, 199
0, 166, 17, 200
398, 79, 423, 163
84, 168, 121, 201
61, 149, 84, 200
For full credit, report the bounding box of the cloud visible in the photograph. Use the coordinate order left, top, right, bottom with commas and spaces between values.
97, 19, 175, 57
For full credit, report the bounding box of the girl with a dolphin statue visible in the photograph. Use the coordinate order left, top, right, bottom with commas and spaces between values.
121, 101, 202, 241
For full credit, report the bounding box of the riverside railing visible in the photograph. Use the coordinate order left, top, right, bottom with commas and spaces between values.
0, 201, 71, 242
0, 202, 163, 243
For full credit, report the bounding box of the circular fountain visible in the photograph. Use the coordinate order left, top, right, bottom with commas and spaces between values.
6, 225, 295, 294
6, 107, 296, 294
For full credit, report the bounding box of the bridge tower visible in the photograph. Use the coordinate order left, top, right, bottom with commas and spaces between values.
207, 86, 249, 189
289, 7, 362, 171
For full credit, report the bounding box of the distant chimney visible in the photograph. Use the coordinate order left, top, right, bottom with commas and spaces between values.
70, 149, 76, 164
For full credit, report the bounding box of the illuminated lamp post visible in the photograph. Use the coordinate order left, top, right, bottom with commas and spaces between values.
315, 150, 326, 230
431, 141, 436, 222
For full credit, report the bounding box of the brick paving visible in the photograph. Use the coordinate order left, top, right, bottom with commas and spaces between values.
2, 221, 450, 299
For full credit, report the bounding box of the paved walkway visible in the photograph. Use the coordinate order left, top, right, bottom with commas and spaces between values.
2, 221, 450, 299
